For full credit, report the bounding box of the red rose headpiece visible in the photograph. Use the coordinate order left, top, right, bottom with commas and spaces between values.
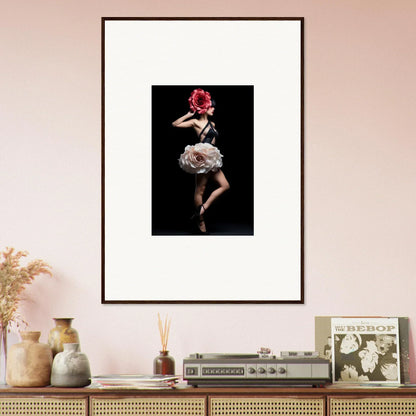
188, 88, 212, 114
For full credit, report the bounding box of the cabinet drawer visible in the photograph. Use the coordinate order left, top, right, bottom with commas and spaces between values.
210, 397, 324, 416
329, 397, 416, 416
91, 397, 206, 416
0, 397, 87, 416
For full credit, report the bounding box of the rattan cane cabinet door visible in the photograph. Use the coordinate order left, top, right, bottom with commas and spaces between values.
0, 397, 87, 416
329, 397, 416, 416
210, 397, 325, 416
91, 396, 206, 416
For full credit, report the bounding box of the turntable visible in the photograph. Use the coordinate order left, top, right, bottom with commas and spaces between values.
183, 351, 331, 387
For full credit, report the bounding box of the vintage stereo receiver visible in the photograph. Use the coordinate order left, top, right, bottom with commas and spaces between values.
183, 351, 331, 387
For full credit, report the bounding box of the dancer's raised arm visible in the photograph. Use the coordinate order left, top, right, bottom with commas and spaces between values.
172, 111, 195, 128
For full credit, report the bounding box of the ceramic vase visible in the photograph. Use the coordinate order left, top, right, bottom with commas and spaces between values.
51, 343, 91, 387
6, 331, 52, 387
48, 318, 80, 357
0, 325, 7, 385
153, 351, 175, 375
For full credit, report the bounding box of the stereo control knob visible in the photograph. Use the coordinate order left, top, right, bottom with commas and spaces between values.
268, 367, 276, 374
278, 367, 286, 374
248, 367, 256, 374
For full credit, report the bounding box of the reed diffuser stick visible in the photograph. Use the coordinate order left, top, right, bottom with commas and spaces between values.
158, 313, 171, 352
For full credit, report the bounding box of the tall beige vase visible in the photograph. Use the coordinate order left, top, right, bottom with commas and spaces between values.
6, 331, 53, 387
48, 318, 80, 357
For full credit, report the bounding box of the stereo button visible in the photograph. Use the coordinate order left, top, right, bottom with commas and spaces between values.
186, 367, 198, 376
248, 367, 256, 374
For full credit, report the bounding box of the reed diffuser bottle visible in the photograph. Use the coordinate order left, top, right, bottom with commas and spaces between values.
153, 314, 175, 375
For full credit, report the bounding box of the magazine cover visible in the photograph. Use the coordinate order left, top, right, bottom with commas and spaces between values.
331, 317, 401, 384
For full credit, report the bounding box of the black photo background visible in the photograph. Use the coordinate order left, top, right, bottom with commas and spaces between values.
152, 85, 254, 235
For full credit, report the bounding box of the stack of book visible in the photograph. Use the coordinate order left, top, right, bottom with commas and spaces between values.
89, 374, 179, 389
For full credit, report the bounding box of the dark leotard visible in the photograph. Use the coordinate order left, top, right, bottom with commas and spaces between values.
199, 121, 218, 144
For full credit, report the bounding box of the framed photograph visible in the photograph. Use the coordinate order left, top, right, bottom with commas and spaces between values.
102, 17, 304, 303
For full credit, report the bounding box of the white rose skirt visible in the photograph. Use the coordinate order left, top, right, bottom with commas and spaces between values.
178, 142, 223, 174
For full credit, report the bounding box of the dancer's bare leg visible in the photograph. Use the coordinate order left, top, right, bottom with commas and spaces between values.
201, 170, 230, 212
194, 174, 209, 232
194, 170, 230, 232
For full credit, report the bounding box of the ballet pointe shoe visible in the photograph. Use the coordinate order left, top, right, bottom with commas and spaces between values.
190, 204, 208, 234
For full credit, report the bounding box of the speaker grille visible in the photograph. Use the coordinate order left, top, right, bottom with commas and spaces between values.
0, 397, 87, 416
330, 397, 416, 416
91, 397, 206, 416
210, 397, 324, 416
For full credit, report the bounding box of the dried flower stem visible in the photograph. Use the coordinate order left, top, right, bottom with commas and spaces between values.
0, 247, 52, 331
157, 313, 171, 352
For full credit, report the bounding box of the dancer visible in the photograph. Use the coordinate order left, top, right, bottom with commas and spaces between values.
172, 88, 230, 233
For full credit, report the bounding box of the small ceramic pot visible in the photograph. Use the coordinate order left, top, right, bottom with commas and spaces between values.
51, 343, 91, 387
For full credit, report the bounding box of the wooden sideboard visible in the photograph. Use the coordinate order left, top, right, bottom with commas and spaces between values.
1, 385, 416, 415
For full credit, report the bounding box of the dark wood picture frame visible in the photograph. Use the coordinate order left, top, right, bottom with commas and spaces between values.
102, 17, 304, 303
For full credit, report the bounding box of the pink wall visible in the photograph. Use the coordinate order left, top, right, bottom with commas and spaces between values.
1, 0, 416, 380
